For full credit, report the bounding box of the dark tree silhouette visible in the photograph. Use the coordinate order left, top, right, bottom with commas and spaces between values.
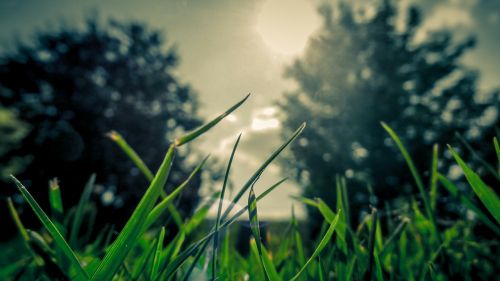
0, 18, 204, 238
279, 1, 499, 222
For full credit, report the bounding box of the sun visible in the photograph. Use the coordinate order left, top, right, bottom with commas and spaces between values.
255, 0, 320, 56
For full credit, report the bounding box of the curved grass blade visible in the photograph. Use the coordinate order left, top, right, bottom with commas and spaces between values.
213, 133, 241, 280
455, 133, 500, 181
248, 186, 279, 281
70, 174, 96, 247
10, 176, 89, 280
220, 123, 306, 222
447, 145, 500, 225
90, 144, 175, 281
107, 131, 154, 180
290, 210, 341, 281
438, 174, 500, 235
381, 122, 439, 240
175, 94, 250, 146
108, 129, 186, 230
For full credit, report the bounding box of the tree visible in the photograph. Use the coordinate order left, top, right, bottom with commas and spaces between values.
0, 18, 204, 238
279, 1, 499, 222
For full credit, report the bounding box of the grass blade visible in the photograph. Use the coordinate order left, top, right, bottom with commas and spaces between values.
447, 145, 500, 225
381, 122, 439, 240
150, 227, 165, 279
220, 122, 306, 222
290, 210, 341, 281
175, 94, 250, 146
70, 174, 96, 247
145, 155, 209, 230
429, 144, 439, 211
248, 185, 279, 281
91, 144, 175, 281
438, 174, 500, 235
494, 137, 500, 174
10, 176, 89, 280
212, 133, 241, 280
107, 131, 154, 180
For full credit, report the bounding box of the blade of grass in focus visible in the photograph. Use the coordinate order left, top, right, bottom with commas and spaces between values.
10, 175, 89, 280
212, 133, 241, 280
174, 94, 250, 146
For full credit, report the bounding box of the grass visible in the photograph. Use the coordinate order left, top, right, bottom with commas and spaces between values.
3, 96, 499, 280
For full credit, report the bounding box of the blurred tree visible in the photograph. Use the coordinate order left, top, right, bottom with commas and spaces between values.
0, 18, 204, 239
280, 1, 499, 222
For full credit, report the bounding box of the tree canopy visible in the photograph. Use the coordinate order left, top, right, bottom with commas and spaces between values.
279, 1, 499, 220
0, 18, 203, 237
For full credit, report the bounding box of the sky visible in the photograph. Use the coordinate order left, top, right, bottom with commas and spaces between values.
1, 0, 499, 219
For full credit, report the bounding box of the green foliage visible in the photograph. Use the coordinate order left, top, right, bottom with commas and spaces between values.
3, 98, 499, 281
279, 0, 500, 222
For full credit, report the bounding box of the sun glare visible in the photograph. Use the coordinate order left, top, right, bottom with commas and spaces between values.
255, 0, 320, 56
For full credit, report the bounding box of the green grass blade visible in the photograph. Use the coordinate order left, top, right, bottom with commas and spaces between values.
250, 238, 281, 281
48, 178, 64, 233
438, 174, 500, 235
175, 94, 250, 146
150, 227, 165, 279
145, 155, 209, 230
213, 133, 241, 280
364, 209, 378, 281
10, 176, 89, 280
162, 178, 288, 280
70, 174, 96, 247
7, 197, 30, 243
381, 122, 439, 240
248, 186, 277, 281
107, 131, 154, 180
455, 133, 500, 181
429, 144, 439, 211
220, 122, 306, 222
108, 129, 185, 230
90, 144, 175, 281
447, 145, 500, 225
494, 137, 500, 174
290, 211, 341, 281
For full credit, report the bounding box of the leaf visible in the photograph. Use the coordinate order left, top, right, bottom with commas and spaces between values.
381, 122, 439, 240
247, 186, 279, 281
213, 133, 241, 280
290, 211, 341, 281
90, 144, 175, 281
175, 94, 250, 146
448, 145, 500, 225
145, 155, 209, 230
10, 176, 89, 280
150, 227, 165, 279
70, 174, 96, 247
107, 131, 154, 181
438, 174, 500, 235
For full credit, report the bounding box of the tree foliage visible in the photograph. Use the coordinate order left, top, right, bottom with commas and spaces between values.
0, 18, 203, 238
280, 1, 499, 220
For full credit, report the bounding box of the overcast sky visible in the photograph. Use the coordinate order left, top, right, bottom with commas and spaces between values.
1, 0, 499, 219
